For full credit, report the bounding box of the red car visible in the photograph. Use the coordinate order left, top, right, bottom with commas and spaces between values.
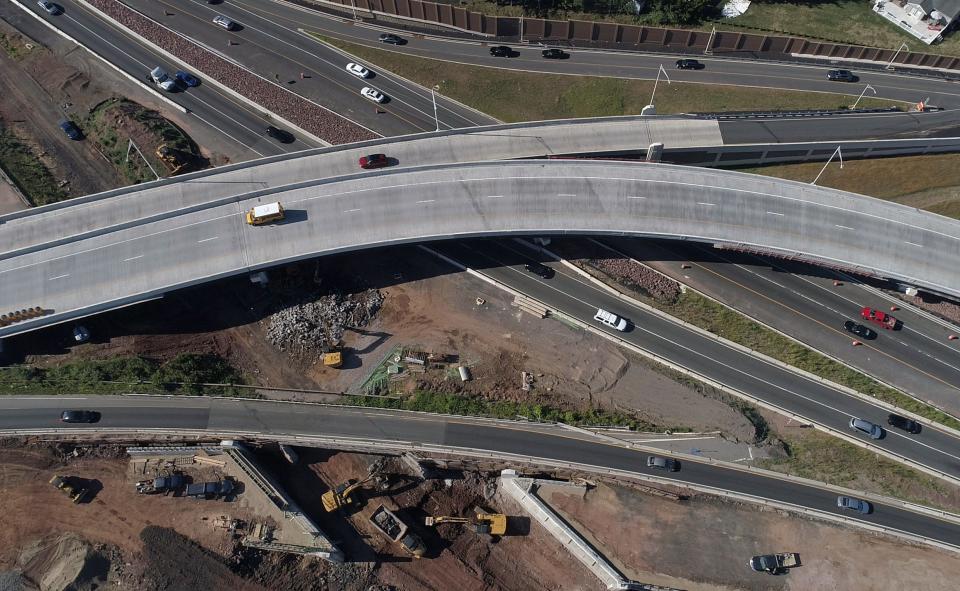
359, 153, 389, 169
861, 307, 898, 330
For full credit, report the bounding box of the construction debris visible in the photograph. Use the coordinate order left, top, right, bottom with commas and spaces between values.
265, 289, 384, 358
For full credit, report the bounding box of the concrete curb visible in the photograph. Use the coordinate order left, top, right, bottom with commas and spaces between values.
515, 243, 960, 487
8, 0, 186, 115
73, 0, 332, 146
5, 426, 957, 553
587, 238, 960, 436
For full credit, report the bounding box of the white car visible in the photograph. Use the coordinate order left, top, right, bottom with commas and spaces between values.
150, 67, 177, 92
37, 0, 62, 15
212, 15, 236, 30
360, 87, 386, 103
593, 308, 628, 331
346, 63, 371, 78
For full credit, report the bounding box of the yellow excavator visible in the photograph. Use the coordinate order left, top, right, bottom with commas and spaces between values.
425, 512, 508, 536
321, 475, 374, 512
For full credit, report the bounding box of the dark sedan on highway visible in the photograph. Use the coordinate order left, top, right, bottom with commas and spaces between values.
843, 320, 876, 340
675, 59, 704, 70
359, 153, 389, 169
378, 33, 406, 45
60, 410, 101, 423
524, 262, 555, 279
827, 69, 858, 82
59, 120, 82, 141
541, 48, 568, 59
489, 46, 514, 58
888, 413, 922, 434
647, 455, 680, 472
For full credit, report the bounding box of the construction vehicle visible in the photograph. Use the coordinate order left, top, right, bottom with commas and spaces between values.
136, 472, 185, 495
49, 474, 87, 503
749, 552, 801, 574
185, 478, 235, 500
322, 349, 343, 368
370, 504, 426, 558
245, 201, 285, 225
154, 146, 191, 175
322, 475, 374, 512
425, 512, 508, 536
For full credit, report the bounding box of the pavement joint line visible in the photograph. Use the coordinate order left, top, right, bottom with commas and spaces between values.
73, 0, 334, 146
505, 239, 960, 486
590, 238, 960, 439
7, 0, 187, 115
8, 426, 959, 552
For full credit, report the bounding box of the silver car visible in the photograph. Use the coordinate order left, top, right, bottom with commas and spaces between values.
212, 15, 236, 30
849, 417, 883, 439
837, 495, 872, 514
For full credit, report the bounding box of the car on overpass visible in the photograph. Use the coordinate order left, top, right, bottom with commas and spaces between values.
489, 46, 515, 58
359, 154, 389, 169
60, 410, 100, 423
541, 49, 568, 59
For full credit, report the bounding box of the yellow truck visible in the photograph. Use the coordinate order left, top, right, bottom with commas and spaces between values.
245, 202, 285, 225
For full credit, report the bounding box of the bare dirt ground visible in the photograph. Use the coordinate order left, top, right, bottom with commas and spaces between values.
541, 481, 960, 591
15, 247, 759, 441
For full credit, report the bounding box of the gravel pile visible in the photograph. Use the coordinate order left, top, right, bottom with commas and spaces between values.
89, 0, 378, 145
265, 290, 384, 357
588, 257, 681, 302
905, 294, 960, 325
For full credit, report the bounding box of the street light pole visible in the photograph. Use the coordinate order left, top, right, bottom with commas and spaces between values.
886, 42, 908, 70
851, 83, 876, 109
431, 86, 440, 132
811, 146, 843, 185
649, 64, 671, 107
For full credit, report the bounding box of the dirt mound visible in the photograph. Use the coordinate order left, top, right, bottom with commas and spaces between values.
16, 533, 109, 591
266, 289, 384, 359
131, 527, 264, 591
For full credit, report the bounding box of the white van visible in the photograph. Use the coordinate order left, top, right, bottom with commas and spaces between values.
593, 308, 628, 331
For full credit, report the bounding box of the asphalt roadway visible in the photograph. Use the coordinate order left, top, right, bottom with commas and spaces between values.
603, 239, 960, 415
1, 395, 958, 547
13, 0, 324, 157
429, 239, 960, 482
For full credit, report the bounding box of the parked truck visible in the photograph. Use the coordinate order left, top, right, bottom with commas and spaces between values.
185, 479, 235, 500
369, 504, 426, 558
136, 473, 185, 495
749, 552, 800, 574
50, 474, 87, 504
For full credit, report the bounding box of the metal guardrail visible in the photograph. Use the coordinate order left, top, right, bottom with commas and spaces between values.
695, 107, 903, 120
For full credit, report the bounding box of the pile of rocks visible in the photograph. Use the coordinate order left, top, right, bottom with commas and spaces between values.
265, 290, 384, 357
89, 0, 377, 145
588, 258, 681, 303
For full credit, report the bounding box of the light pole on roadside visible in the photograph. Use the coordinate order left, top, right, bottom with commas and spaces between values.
811, 146, 843, 185
350, 0, 358, 19
851, 83, 876, 109
886, 42, 908, 70
649, 64, 671, 108
432, 85, 440, 132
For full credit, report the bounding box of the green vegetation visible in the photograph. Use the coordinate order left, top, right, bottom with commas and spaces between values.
0, 354, 247, 396
577, 262, 960, 431
0, 123, 67, 206
348, 390, 690, 431
761, 428, 959, 512
740, 154, 960, 220
308, 33, 896, 121
0, 33, 32, 60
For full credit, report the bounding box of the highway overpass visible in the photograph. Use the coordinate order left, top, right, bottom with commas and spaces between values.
1, 396, 958, 550
3, 157, 960, 338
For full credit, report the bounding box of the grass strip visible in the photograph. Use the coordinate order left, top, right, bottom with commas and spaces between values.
307, 33, 896, 121
0, 123, 67, 206
347, 389, 690, 432
0, 355, 246, 396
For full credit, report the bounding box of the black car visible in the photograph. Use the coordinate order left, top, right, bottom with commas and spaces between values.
60, 410, 100, 423
541, 48, 568, 59
59, 120, 82, 140
827, 69, 857, 82
647, 456, 680, 472
843, 320, 877, 340
675, 59, 703, 70
888, 413, 922, 434
265, 125, 294, 144
524, 262, 555, 279
378, 33, 406, 45
489, 46, 513, 57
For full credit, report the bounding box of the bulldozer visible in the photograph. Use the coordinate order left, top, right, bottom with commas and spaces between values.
321, 340, 344, 369
154, 146, 192, 175
425, 512, 508, 536
50, 474, 87, 504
